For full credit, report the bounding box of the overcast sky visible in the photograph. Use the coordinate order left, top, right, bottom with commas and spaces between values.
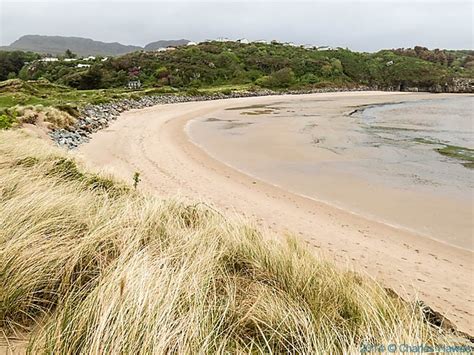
0, 0, 472, 51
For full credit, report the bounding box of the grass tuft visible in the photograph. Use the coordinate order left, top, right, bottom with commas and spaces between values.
0, 129, 467, 353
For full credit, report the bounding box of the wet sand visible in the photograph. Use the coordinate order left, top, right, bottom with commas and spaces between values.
78, 91, 474, 334
188, 95, 474, 249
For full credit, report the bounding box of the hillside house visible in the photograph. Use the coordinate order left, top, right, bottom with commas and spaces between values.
127, 80, 141, 89
40, 57, 59, 62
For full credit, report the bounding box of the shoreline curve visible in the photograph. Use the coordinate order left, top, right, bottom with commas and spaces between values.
78, 91, 473, 334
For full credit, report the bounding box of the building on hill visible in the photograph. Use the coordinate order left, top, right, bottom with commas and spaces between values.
127, 80, 141, 89
40, 57, 59, 62
186, 41, 197, 46
237, 38, 249, 44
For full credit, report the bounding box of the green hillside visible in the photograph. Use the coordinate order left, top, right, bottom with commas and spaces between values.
5, 41, 472, 92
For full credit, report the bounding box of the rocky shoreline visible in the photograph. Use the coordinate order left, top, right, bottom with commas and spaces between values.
49, 87, 372, 149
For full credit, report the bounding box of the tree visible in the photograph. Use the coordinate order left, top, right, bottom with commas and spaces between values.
64, 49, 76, 59
155, 66, 171, 85
256, 68, 295, 88
79, 65, 103, 89
0, 51, 39, 81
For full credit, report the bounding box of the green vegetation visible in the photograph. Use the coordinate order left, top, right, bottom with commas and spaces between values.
436, 145, 474, 169
6, 42, 471, 92
0, 113, 16, 129
0, 79, 182, 129
0, 130, 465, 353
0, 78, 191, 112
0, 50, 40, 81
392, 47, 474, 74
133, 171, 141, 189
414, 138, 474, 169
0, 43, 472, 126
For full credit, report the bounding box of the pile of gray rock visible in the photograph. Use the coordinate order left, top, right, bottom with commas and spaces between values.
49, 87, 371, 149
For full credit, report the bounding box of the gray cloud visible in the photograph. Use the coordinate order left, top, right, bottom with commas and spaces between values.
1, 0, 472, 51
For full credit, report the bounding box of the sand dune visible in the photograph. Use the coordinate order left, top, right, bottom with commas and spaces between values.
79, 91, 473, 334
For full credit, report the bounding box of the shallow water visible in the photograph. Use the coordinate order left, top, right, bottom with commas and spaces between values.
188, 96, 474, 249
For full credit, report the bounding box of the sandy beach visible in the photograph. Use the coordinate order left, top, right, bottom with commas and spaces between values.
78, 91, 473, 334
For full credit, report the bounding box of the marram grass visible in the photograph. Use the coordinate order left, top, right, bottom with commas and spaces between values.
0, 130, 462, 353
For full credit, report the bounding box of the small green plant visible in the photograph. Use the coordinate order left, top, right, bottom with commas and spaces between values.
133, 171, 141, 189
0, 113, 16, 129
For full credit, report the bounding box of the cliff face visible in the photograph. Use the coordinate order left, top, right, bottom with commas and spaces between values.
448, 78, 474, 93
392, 78, 474, 93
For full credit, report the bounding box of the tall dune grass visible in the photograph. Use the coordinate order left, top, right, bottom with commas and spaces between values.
0, 130, 461, 353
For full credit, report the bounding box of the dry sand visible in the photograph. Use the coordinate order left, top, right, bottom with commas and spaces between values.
78, 91, 474, 334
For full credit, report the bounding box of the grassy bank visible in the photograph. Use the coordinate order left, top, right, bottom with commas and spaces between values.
0, 130, 465, 353
0, 79, 260, 130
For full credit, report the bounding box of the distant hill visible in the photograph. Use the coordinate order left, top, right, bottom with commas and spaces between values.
144, 39, 190, 51
1, 35, 191, 57
2, 35, 142, 56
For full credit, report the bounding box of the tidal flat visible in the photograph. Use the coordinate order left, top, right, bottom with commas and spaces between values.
188, 94, 474, 249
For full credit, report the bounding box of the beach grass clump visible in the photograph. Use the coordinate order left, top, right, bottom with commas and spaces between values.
0, 130, 464, 353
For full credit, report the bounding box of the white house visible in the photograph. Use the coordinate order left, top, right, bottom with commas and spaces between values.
101, 57, 109, 62
40, 57, 59, 62
84, 56, 96, 61
156, 47, 167, 52
76, 63, 91, 68
186, 41, 197, 46
237, 38, 249, 44
316, 46, 332, 51
127, 80, 141, 89
64, 58, 77, 62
